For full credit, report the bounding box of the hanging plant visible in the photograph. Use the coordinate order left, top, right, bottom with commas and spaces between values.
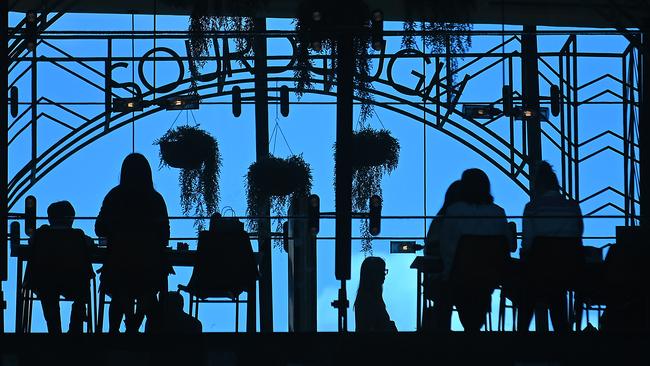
187, 0, 265, 72
335, 128, 400, 253
246, 155, 313, 247
294, 0, 376, 123
402, 18, 472, 81
155, 125, 221, 229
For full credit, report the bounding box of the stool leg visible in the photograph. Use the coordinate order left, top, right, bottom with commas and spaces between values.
92, 278, 97, 333
26, 290, 33, 333
97, 290, 105, 333
498, 291, 506, 331
487, 301, 493, 331
235, 297, 240, 333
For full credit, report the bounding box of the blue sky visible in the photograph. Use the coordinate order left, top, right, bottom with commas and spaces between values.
4, 11, 636, 332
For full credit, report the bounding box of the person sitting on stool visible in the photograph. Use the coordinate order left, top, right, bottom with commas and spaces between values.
518, 161, 583, 332
25, 201, 94, 333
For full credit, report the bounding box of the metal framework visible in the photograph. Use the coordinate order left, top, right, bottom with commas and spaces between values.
2, 10, 644, 331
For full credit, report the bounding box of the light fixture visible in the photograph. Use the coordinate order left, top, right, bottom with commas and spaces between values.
513, 106, 549, 121
372, 9, 383, 22
163, 95, 200, 110
310, 40, 322, 51
463, 104, 502, 119
390, 241, 424, 254
113, 97, 144, 112
25, 11, 38, 51
370, 9, 384, 51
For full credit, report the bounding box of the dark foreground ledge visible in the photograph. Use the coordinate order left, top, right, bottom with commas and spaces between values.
1, 332, 649, 366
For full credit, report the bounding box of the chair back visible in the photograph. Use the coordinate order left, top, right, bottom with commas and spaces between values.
604, 243, 650, 293
28, 227, 93, 298
450, 235, 510, 290
186, 219, 258, 299
526, 236, 584, 290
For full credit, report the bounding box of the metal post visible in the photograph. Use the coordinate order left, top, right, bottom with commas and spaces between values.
334, 32, 354, 332
0, 0, 8, 333
521, 25, 543, 188
522, 25, 548, 332
641, 32, 649, 228
253, 17, 272, 332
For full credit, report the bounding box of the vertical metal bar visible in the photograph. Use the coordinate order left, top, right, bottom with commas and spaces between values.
508, 55, 515, 176
640, 31, 649, 227
564, 45, 575, 197
253, 17, 272, 333
15, 258, 23, 333
105, 39, 112, 131
522, 25, 543, 191
30, 35, 37, 182
572, 36, 580, 202
0, 0, 8, 332
633, 47, 640, 222
335, 32, 354, 332
558, 46, 568, 192
435, 56, 441, 126
416, 269, 422, 330
623, 49, 629, 225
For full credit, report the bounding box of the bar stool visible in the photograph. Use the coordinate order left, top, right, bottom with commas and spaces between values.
519, 236, 584, 332
448, 235, 510, 331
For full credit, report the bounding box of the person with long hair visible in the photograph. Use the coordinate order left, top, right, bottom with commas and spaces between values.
438, 168, 514, 331
423, 180, 462, 330
96, 153, 170, 333
425, 180, 463, 257
518, 161, 583, 332
354, 257, 397, 332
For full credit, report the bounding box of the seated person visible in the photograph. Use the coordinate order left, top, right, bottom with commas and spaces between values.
518, 161, 583, 332
25, 201, 94, 333
145, 291, 202, 334
354, 257, 397, 332
437, 169, 514, 331
425, 180, 462, 257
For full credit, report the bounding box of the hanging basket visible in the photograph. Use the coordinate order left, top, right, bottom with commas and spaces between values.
155, 125, 221, 229
349, 128, 400, 170
246, 155, 312, 235
157, 126, 214, 170
334, 127, 400, 254
247, 155, 312, 197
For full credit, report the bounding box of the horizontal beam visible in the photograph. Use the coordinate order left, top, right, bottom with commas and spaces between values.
9, 0, 650, 28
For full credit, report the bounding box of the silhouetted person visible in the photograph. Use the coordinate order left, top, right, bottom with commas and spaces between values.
517, 161, 583, 332
424, 180, 462, 330
439, 169, 515, 331
354, 257, 397, 332
145, 291, 202, 334
25, 201, 94, 333
95, 153, 170, 333
425, 180, 462, 257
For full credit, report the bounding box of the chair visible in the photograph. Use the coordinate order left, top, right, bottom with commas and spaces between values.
521, 236, 584, 331
573, 244, 608, 330
448, 235, 510, 331
597, 239, 650, 331
22, 227, 96, 333
178, 219, 258, 332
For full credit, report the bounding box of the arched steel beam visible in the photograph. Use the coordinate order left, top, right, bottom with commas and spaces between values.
8, 75, 530, 208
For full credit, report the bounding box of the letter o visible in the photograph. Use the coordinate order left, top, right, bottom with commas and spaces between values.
138, 47, 185, 94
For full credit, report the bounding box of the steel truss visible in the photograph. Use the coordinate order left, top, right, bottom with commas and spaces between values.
5, 26, 641, 224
